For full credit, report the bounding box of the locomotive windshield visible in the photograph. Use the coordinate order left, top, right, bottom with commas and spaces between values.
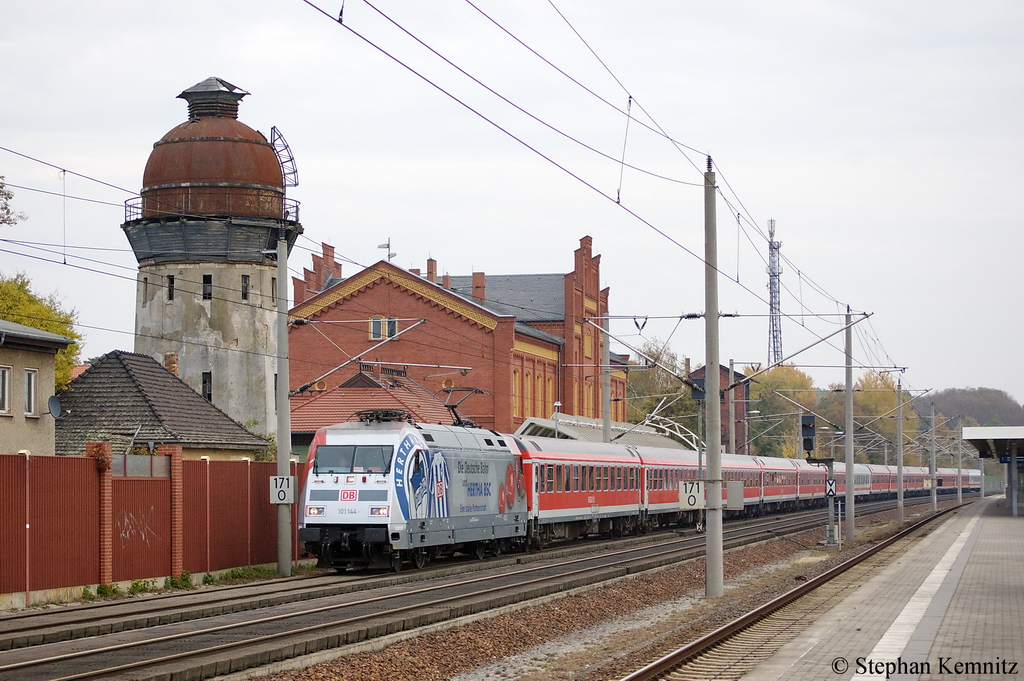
314, 445, 393, 474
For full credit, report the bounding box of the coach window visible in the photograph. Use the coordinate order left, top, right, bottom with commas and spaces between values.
555, 464, 563, 492
538, 463, 545, 493
572, 465, 579, 492
564, 465, 571, 492
546, 464, 555, 493
588, 466, 595, 492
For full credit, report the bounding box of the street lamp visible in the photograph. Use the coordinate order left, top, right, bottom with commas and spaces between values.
553, 401, 562, 439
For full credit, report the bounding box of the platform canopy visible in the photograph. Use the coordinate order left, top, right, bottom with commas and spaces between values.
962, 426, 1024, 458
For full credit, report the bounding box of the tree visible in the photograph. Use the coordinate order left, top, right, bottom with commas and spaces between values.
1, 176, 27, 226
927, 387, 1024, 428
625, 340, 699, 445
0, 272, 82, 390
850, 372, 921, 465
747, 365, 817, 458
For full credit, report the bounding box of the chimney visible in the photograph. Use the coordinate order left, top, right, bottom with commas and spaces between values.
410, 268, 421, 276
164, 353, 179, 376
472, 272, 486, 302
427, 258, 437, 283
176, 77, 248, 120
442, 273, 451, 289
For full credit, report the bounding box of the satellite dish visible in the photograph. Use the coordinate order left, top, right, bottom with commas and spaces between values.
47, 395, 62, 418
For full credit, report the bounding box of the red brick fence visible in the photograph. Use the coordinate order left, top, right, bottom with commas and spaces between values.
0, 445, 299, 608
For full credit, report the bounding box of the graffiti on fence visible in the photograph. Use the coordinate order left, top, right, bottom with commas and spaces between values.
115, 506, 163, 547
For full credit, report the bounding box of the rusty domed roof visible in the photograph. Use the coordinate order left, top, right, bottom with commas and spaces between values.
139, 78, 284, 220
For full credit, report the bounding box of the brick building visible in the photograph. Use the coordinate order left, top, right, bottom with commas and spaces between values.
289, 236, 627, 433
689, 363, 751, 455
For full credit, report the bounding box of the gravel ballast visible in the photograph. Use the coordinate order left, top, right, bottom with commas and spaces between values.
249, 502, 964, 681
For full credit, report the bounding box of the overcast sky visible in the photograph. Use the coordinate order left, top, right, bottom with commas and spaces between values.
2, 1, 1022, 406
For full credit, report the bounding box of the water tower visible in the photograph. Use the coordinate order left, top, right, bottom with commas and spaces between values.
122, 77, 302, 433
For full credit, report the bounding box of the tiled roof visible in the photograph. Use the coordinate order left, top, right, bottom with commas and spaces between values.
56, 350, 268, 456
290, 374, 454, 432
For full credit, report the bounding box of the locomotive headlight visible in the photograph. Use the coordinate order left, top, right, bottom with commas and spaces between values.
306, 506, 326, 516
346, 476, 356, 483
369, 506, 390, 517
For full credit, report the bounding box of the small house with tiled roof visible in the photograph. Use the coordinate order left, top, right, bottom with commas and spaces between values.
55, 350, 269, 460
289, 236, 628, 433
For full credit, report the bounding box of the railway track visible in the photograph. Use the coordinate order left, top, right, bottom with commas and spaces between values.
0, 494, 960, 681
617, 500, 971, 681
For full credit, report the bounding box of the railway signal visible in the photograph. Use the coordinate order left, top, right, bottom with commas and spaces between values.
801, 414, 816, 452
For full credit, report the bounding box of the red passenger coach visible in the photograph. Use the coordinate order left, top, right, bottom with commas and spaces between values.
517, 437, 646, 542
634, 446, 698, 522
752, 456, 799, 510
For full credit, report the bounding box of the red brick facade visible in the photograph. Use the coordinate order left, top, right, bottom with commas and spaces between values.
289, 237, 627, 433
690, 364, 751, 455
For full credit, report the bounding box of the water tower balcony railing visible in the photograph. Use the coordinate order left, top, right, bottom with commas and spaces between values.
124, 197, 300, 223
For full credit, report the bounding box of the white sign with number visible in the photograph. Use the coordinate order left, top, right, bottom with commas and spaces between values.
270, 476, 296, 504
678, 481, 705, 510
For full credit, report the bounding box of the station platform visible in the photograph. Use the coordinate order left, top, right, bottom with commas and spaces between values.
741, 495, 1023, 681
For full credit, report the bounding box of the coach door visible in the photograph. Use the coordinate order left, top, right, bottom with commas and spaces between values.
530, 462, 540, 519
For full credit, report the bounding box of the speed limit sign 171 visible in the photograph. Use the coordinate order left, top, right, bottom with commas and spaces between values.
270, 476, 296, 504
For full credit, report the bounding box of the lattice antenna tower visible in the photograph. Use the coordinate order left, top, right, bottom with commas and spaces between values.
767, 219, 783, 365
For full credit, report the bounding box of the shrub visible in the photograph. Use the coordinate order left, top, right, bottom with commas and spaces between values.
96, 583, 122, 598
128, 579, 156, 595
217, 565, 279, 584
164, 571, 194, 590
82, 585, 95, 601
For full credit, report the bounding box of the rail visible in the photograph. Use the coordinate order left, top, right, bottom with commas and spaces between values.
618, 501, 971, 681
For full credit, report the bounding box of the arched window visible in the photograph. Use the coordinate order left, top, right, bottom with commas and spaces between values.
513, 370, 521, 418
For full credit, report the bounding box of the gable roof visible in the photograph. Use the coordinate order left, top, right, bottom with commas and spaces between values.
290, 372, 454, 433
56, 350, 268, 456
290, 261, 506, 331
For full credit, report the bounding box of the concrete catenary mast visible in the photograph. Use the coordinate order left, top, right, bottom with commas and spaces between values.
122, 78, 303, 433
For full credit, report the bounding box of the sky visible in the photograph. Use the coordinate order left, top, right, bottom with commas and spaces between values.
2, 1, 1023, 405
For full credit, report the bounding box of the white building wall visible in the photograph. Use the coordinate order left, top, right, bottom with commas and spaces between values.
134, 262, 278, 433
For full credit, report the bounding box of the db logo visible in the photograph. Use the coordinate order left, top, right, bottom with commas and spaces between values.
341, 490, 357, 502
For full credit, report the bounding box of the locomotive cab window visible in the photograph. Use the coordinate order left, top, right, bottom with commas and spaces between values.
314, 445, 393, 474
